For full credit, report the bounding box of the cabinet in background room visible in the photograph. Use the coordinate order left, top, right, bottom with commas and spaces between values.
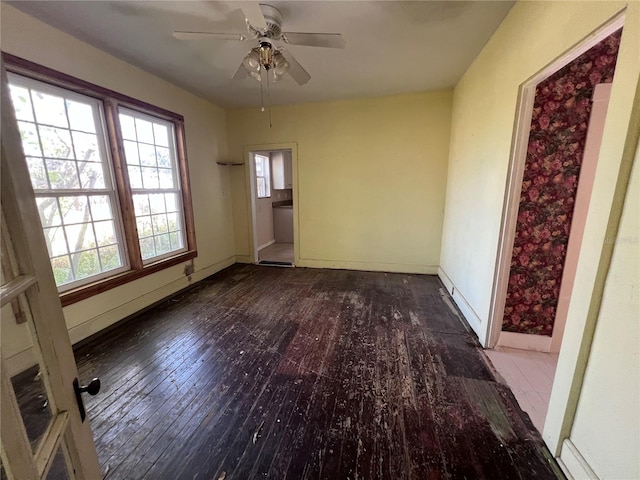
272, 150, 292, 190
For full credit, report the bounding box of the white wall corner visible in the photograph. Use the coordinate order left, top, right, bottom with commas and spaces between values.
438, 267, 487, 346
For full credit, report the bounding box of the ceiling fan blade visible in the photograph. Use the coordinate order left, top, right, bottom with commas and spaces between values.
279, 49, 311, 86
173, 31, 247, 41
282, 32, 345, 49
232, 63, 249, 80
237, 1, 267, 31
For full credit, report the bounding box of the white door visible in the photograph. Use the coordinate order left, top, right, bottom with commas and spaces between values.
0, 67, 102, 478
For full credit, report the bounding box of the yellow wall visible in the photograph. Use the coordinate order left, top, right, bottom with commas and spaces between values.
1, 4, 235, 367
438, 0, 639, 476
439, 1, 638, 344
227, 91, 452, 273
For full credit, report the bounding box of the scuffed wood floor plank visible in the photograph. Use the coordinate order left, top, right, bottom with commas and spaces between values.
13, 265, 562, 479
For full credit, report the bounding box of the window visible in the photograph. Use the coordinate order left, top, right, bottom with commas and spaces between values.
5, 55, 196, 306
118, 109, 186, 262
255, 154, 271, 199
8, 77, 127, 290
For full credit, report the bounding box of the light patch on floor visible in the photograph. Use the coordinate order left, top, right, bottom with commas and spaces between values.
258, 242, 294, 264
485, 346, 558, 433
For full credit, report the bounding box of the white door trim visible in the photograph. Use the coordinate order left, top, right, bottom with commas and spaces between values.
485, 12, 626, 350
243, 143, 298, 264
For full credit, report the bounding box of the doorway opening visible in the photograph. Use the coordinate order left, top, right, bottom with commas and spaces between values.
485, 15, 624, 437
248, 147, 295, 266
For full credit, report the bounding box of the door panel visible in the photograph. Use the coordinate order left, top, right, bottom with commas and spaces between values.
1, 65, 102, 479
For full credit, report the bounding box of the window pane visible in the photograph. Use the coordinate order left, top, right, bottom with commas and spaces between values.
94, 221, 117, 246
72, 131, 100, 162
152, 214, 168, 234
153, 123, 169, 147
123, 140, 140, 165
17, 121, 43, 157
65, 223, 97, 251
257, 177, 266, 197
139, 144, 156, 166
59, 196, 89, 225
127, 165, 143, 188
135, 117, 154, 144
36, 197, 62, 227
155, 234, 171, 255
99, 245, 121, 270
46, 159, 80, 190
31, 90, 68, 128
9, 85, 34, 121
149, 194, 165, 214
139, 237, 156, 260
141, 167, 159, 189
51, 255, 73, 286
73, 249, 101, 280
43, 227, 68, 257
165, 193, 178, 212
169, 231, 183, 250
78, 161, 106, 189
89, 195, 113, 221
39, 126, 73, 159
158, 168, 174, 189
156, 146, 171, 168
136, 216, 153, 238
167, 212, 180, 232
66, 99, 96, 133
27, 157, 48, 189
119, 114, 136, 141
133, 194, 150, 216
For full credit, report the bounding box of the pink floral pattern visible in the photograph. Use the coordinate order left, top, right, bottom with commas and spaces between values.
503, 30, 622, 336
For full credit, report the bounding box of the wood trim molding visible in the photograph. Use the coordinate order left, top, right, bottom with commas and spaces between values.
60, 250, 197, 306
3, 53, 199, 307
176, 121, 197, 252
1, 52, 184, 122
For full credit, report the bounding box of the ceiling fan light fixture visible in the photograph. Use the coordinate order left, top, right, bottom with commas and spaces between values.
273, 51, 289, 76
243, 48, 261, 71
248, 70, 262, 82
259, 40, 274, 70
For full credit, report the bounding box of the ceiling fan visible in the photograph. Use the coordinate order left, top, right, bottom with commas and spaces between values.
172, 2, 345, 85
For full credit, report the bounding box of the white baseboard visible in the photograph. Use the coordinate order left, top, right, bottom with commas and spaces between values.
257, 239, 276, 251
559, 439, 598, 480
67, 255, 236, 345
497, 331, 552, 352
438, 267, 486, 345
297, 258, 438, 275
235, 254, 254, 264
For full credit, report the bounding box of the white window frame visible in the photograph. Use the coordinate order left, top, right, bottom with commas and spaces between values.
255, 154, 271, 199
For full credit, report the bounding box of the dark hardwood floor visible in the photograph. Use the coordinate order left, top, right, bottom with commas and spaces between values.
20, 264, 563, 479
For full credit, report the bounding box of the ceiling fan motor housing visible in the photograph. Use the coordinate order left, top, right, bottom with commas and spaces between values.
248, 4, 284, 39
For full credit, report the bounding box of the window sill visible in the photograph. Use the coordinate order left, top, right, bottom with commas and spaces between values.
59, 250, 197, 307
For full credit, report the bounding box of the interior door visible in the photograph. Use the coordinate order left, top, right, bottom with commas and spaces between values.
0, 66, 102, 478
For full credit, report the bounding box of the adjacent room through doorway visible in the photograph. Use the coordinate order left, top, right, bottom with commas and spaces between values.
250, 149, 294, 266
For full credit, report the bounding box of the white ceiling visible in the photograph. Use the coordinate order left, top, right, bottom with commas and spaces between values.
9, 1, 514, 109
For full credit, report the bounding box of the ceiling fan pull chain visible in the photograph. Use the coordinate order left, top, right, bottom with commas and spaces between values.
260, 71, 265, 112
266, 71, 272, 128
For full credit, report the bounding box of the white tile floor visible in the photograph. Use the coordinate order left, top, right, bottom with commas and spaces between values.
485, 347, 559, 432
258, 242, 294, 264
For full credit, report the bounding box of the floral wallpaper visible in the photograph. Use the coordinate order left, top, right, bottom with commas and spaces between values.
503, 29, 622, 336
